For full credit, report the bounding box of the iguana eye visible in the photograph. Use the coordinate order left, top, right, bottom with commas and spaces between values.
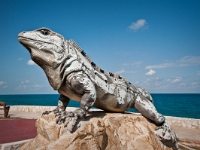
40, 29, 49, 35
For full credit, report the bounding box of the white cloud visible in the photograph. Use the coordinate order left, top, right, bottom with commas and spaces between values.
122, 63, 129, 66
115, 69, 137, 74
146, 63, 174, 69
27, 60, 36, 65
167, 77, 182, 83
15, 85, 24, 90
147, 77, 159, 81
17, 58, 23, 61
136, 77, 164, 89
15, 83, 43, 90
122, 61, 142, 67
0, 81, 7, 89
21, 80, 30, 84
145, 56, 200, 69
179, 56, 200, 65
0, 81, 5, 86
178, 83, 187, 87
32, 84, 42, 88
172, 77, 182, 83
135, 81, 140, 85
131, 61, 142, 67
129, 19, 148, 31
145, 69, 156, 76
191, 82, 199, 87
115, 70, 125, 74
197, 71, 200, 76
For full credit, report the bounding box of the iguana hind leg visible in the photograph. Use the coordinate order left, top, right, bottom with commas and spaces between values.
134, 94, 165, 125
134, 87, 163, 124
133, 93, 178, 149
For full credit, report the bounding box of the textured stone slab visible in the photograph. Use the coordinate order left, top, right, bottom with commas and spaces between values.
20, 112, 175, 150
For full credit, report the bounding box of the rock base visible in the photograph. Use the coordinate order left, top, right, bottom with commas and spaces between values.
20, 111, 175, 150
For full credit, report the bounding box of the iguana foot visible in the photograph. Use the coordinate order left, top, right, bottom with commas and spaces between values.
42, 110, 53, 115
56, 111, 79, 132
155, 122, 178, 150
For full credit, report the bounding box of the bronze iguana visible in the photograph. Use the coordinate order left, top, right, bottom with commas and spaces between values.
18, 28, 177, 146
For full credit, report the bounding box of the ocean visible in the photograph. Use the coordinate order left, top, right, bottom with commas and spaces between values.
0, 94, 199, 119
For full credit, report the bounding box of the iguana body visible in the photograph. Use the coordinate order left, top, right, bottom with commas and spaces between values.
18, 28, 177, 146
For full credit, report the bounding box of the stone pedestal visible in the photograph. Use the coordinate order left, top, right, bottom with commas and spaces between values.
20, 112, 175, 150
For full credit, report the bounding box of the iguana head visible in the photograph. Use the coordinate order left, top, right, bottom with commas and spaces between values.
18, 28, 66, 68
18, 28, 67, 90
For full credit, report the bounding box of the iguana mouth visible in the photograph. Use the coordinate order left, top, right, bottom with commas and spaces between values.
18, 36, 33, 53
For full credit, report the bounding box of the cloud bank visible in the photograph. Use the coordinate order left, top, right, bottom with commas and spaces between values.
146, 56, 200, 69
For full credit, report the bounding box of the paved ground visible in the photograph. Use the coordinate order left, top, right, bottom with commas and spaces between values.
0, 118, 37, 144
0, 110, 41, 144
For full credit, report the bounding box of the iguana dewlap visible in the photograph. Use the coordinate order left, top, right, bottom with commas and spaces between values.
18, 28, 178, 147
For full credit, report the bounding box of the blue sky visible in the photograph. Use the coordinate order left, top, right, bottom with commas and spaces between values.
0, 0, 200, 94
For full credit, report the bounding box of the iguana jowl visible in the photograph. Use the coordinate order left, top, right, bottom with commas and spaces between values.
18, 28, 177, 145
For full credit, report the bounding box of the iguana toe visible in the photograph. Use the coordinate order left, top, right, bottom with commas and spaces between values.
42, 111, 52, 115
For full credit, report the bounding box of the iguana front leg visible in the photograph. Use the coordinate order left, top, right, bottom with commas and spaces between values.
56, 73, 96, 132
42, 94, 70, 115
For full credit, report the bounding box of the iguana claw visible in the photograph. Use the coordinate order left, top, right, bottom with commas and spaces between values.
155, 122, 178, 149
42, 110, 53, 115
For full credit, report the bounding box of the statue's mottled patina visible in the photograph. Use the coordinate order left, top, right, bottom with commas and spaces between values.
18, 28, 177, 147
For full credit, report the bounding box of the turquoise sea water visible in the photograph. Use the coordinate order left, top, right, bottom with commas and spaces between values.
0, 94, 199, 119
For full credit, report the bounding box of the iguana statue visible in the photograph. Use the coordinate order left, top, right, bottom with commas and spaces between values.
18, 28, 178, 147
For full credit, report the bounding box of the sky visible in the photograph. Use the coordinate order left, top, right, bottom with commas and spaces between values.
0, 0, 200, 94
